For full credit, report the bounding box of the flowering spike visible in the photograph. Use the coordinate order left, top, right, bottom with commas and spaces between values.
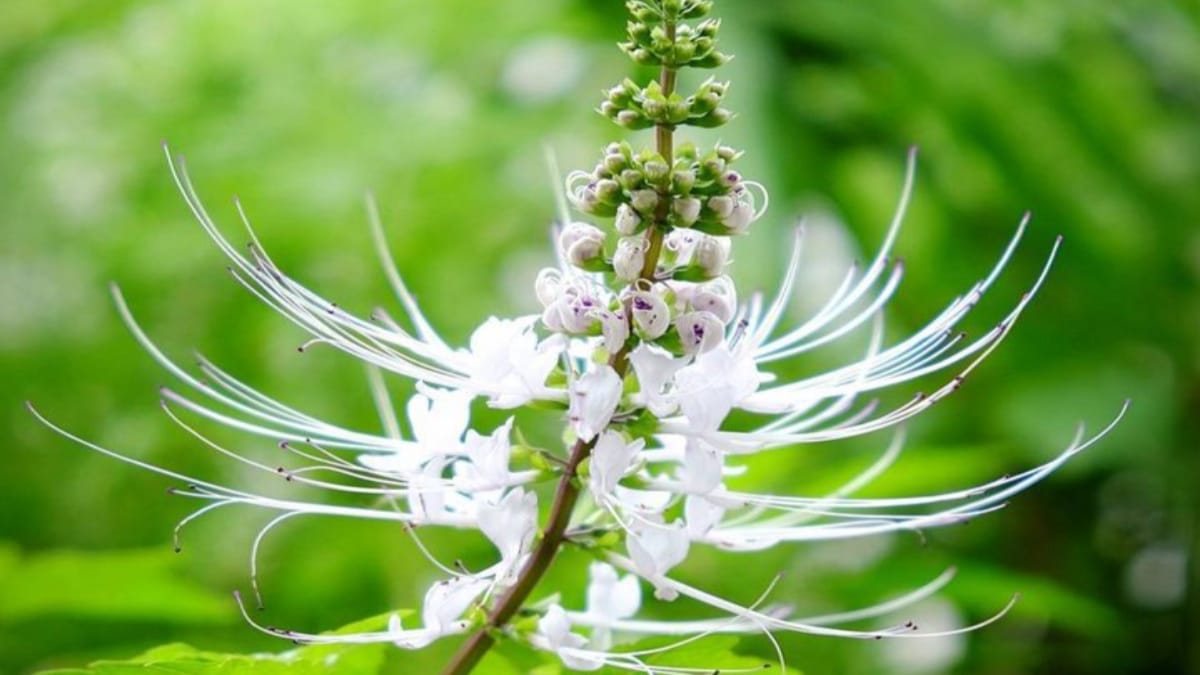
28, 1, 1127, 673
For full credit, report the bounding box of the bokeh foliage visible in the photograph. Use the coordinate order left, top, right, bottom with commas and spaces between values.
2, 0, 1196, 673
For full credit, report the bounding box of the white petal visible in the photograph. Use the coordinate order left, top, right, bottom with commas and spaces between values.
569, 366, 622, 442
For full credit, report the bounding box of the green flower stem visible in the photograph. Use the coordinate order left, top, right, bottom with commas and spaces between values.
439, 17, 681, 675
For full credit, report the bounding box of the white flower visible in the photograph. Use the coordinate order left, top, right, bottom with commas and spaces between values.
453, 418, 516, 495
693, 235, 730, 278
675, 311, 724, 355
628, 288, 671, 340
465, 316, 564, 408
626, 519, 690, 601
393, 576, 491, 649
628, 343, 688, 416
673, 343, 765, 430
679, 437, 724, 494
613, 236, 647, 282
589, 430, 644, 497
478, 488, 539, 579
688, 276, 737, 323
724, 202, 755, 234
568, 365, 622, 442
683, 495, 726, 538
559, 222, 606, 268
594, 309, 630, 354
536, 605, 602, 671
581, 562, 641, 650
614, 203, 641, 235
673, 196, 702, 227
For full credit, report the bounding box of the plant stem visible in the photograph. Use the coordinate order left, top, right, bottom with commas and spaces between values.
439, 19, 679, 675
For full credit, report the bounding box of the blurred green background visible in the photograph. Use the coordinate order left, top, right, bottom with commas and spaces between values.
2, 0, 1196, 673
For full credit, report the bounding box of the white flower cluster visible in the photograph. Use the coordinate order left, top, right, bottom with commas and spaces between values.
30, 2, 1126, 672
29, 146, 1126, 673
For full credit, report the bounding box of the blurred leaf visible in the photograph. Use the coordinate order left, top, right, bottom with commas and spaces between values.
0, 545, 230, 625
40, 612, 403, 675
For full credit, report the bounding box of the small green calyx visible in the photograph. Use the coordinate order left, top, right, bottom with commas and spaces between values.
620, 2, 730, 70
600, 76, 733, 130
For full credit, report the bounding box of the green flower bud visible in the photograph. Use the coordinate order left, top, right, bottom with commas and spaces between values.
673, 196, 702, 227
697, 18, 721, 38
607, 84, 633, 107
630, 189, 659, 215
643, 160, 671, 186
627, 21, 652, 45
683, 0, 713, 18
662, 0, 684, 18
666, 99, 692, 124
603, 153, 628, 175
618, 168, 645, 191
690, 91, 720, 116
707, 194, 734, 219
599, 100, 618, 118
692, 50, 732, 69
715, 144, 741, 162
672, 169, 696, 194
616, 110, 651, 129
595, 179, 622, 205
691, 107, 734, 128
642, 97, 667, 118
673, 40, 697, 64
699, 155, 726, 180
629, 47, 659, 66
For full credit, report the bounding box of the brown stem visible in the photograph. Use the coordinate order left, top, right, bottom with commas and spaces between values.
440, 17, 680, 675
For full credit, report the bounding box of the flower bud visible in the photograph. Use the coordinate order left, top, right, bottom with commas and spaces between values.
671, 169, 696, 194
603, 153, 627, 175
615, 203, 642, 236
594, 179, 621, 204
618, 168, 644, 191
715, 144, 740, 162
616, 110, 644, 129
676, 311, 725, 355
629, 289, 671, 340
692, 107, 734, 128
724, 202, 755, 235
673, 40, 696, 64
690, 276, 737, 323
697, 18, 721, 38
664, 229, 701, 265
630, 189, 659, 215
673, 196, 702, 227
613, 236, 647, 282
718, 170, 742, 189
560, 222, 606, 269
707, 195, 734, 219
693, 235, 731, 278
642, 160, 671, 186
593, 309, 630, 354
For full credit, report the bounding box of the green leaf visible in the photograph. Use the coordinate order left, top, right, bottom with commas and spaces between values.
38, 612, 408, 675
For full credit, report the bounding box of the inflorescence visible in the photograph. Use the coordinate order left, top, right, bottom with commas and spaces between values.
31, 1, 1126, 673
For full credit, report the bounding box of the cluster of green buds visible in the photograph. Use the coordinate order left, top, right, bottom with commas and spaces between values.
567, 140, 763, 237
621, 0, 729, 69
548, 0, 765, 362
599, 76, 732, 130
